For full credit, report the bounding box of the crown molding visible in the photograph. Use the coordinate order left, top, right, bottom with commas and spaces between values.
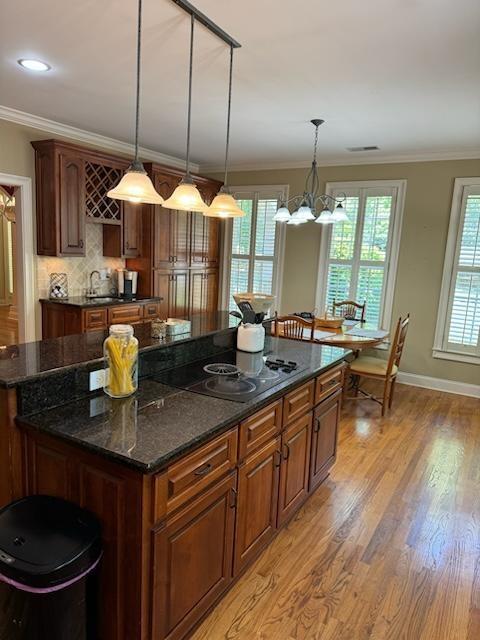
0, 105, 197, 172
201, 150, 480, 174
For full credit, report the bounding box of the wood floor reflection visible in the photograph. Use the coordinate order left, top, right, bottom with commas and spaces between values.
191, 383, 480, 640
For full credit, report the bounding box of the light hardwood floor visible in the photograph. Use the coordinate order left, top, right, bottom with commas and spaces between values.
192, 383, 480, 640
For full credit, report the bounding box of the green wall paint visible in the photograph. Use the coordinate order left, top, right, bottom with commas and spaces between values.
212, 158, 480, 385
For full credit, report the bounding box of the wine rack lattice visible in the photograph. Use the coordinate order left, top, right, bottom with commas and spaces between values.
85, 162, 122, 221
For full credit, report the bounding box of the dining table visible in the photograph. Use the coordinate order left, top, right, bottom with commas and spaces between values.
273, 318, 389, 352
313, 320, 389, 351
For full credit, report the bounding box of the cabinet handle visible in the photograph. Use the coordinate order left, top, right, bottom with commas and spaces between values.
79, 239, 84, 248
194, 462, 212, 476
174, 256, 178, 262
126, 241, 130, 249
169, 255, 174, 263
229, 487, 237, 509
274, 450, 282, 467
282, 443, 290, 460
313, 418, 320, 433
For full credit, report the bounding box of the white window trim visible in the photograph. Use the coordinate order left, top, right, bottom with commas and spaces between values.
315, 179, 406, 331
220, 184, 288, 312
433, 177, 480, 365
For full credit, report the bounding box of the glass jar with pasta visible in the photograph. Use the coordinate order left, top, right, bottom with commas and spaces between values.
103, 325, 138, 398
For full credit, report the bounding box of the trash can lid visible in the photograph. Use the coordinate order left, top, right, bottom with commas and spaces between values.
0, 495, 101, 590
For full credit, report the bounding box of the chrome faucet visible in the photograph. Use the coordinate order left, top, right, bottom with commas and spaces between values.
86, 270, 100, 298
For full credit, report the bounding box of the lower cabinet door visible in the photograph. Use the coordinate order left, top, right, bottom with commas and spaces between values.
234, 437, 280, 576
310, 390, 341, 491
277, 412, 312, 527
151, 472, 237, 640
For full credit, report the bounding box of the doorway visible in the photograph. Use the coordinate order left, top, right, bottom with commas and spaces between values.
0, 185, 18, 344
0, 173, 35, 344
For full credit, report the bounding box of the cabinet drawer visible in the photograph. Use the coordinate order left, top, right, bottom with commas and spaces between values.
283, 380, 314, 426
108, 304, 143, 325
239, 400, 282, 460
166, 428, 238, 514
83, 308, 107, 331
315, 365, 344, 405
143, 302, 160, 319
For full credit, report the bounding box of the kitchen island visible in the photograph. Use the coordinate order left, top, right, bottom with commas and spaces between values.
0, 314, 349, 640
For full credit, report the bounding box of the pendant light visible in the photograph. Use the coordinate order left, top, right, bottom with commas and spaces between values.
204, 45, 244, 218
107, 0, 164, 205
273, 120, 348, 225
162, 14, 208, 213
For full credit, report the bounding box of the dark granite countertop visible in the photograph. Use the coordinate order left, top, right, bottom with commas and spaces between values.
17, 339, 349, 474
40, 295, 163, 308
0, 312, 239, 388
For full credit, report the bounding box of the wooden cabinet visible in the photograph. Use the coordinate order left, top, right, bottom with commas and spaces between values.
166, 428, 238, 515
59, 153, 86, 255
41, 300, 161, 338
234, 437, 280, 575
154, 270, 190, 319
153, 208, 190, 269
310, 390, 341, 491
32, 141, 87, 256
277, 412, 312, 527
238, 399, 282, 460
283, 380, 314, 426
103, 202, 143, 258
190, 214, 220, 267
189, 269, 218, 315
151, 472, 236, 640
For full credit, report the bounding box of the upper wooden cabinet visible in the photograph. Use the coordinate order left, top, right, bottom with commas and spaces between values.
32, 139, 133, 257
190, 213, 220, 268
33, 141, 87, 256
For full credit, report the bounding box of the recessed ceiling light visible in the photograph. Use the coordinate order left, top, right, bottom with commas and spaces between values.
17, 59, 51, 72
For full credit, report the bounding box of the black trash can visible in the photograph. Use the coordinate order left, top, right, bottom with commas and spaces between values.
0, 495, 102, 640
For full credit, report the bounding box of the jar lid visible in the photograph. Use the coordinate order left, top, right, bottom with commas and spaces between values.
109, 324, 134, 336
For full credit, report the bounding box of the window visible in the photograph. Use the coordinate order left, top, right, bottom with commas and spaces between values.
222, 186, 287, 311
434, 178, 480, 364
316, 181, 406, 328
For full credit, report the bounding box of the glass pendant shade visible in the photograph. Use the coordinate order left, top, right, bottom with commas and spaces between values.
287, 210, 307, 225
273, 206, 291, 222
331, 203, 348, 222
315, 207, 334, 224
162, 178, 208, 212
107, 164, 164, 204
204, 191, 244, 218
296, 204, 315, 221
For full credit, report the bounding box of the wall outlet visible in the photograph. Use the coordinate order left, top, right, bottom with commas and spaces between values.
89, 368, 108, 391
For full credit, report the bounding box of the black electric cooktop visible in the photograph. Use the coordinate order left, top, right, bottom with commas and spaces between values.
155, 350, 307, 403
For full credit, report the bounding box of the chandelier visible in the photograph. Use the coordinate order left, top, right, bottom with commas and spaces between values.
273, 119, 348, 225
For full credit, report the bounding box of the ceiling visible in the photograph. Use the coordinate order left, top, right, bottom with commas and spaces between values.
1, 0, 479, 170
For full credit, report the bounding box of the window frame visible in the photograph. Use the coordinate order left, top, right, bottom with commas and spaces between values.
433, 177, 480, 365
315, 179, 406, 330
220, 184, 288, 312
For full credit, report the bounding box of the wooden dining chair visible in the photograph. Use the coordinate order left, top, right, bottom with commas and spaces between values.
274, 314, 315, 341
332, 299, 366, 322
346, 314, 410, 416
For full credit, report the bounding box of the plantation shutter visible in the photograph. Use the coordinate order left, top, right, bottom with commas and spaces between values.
325, 187, 398, 325
227, 190, 283, 311
445, 190, 480, 355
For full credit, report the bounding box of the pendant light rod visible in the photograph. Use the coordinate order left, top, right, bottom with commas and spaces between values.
223, 44, 234, 188
172, 0, 241, 49
185, 12, 195, 178
133, 0, 143, 165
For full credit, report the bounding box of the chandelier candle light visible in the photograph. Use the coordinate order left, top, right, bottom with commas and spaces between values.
107, 0, 164, 205
273, 120, 348, 225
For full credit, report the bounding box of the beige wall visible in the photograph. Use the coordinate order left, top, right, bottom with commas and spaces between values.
213, 158, 480, 385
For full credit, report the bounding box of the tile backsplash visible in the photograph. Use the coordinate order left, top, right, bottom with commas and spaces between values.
37, 224, 125, 298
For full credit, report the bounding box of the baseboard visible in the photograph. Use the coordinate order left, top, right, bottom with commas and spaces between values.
397, 371, 480, 399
